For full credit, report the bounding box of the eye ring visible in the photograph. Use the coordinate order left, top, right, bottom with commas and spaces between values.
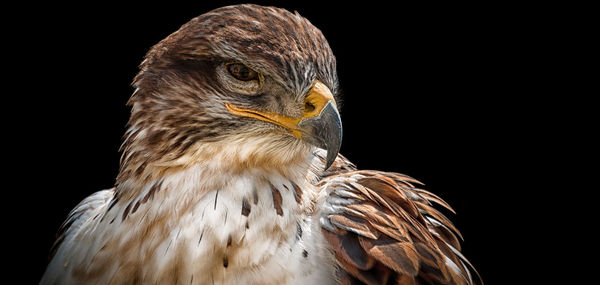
218, 62, 263, 95
225, 62, 260, 82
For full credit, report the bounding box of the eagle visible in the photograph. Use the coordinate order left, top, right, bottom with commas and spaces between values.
42, 4, 482, 285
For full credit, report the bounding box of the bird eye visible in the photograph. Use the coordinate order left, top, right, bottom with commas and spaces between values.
226, 63, 259, 82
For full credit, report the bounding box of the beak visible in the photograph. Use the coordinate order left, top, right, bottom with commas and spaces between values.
297, 83, 342, 169
225, 80, 342, 169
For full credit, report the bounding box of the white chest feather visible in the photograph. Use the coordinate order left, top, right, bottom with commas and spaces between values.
182, 175, 334, 285
43, 164, 335, 285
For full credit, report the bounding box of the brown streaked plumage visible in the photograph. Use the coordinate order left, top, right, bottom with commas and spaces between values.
270, 183, 284, 216
42, 4, 481, 285
316, 152, 482, 284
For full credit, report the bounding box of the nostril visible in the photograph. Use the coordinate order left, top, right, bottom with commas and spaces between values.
304, 102, 316, 113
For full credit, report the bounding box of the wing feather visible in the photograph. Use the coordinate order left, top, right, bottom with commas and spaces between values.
49, 188, 115, 260
330, 213, 380, 240
358, 235, 420, 277
317, 153, 482, 285
42, 188, 115, 284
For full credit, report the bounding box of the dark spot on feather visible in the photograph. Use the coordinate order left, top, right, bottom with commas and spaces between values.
252, 187, 259, 204
270, 182, 283, 216
245, 221, 249, 229
134, 162, 147, 177
214, 190, 219, 210
165, 239, 173, 255
198, 229, 204, 245
292, 182, 303, 204
131, 200, 141, 214
242, 197, 251, 216
282, 184, 289, 191
224, 211, 228, 224
100, 213, 108, 223
227, 235, 232, 247
297, 223, 303, 239
223, 256, 229, 268
106, 197, 120, 213
110, 216, 116, 224
122, 201, 133, 221
142, 180, 163, 204
303, 250, 308, 258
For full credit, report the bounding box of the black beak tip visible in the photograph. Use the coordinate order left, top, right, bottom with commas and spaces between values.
299, 101, 342, 171
323, 102, 342, 170
324, 148, 338, 170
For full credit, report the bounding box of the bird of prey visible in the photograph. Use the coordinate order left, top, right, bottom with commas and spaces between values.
42, 4, 481, 285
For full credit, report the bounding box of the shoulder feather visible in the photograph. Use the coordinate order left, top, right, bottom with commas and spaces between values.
317, 155, 482, 285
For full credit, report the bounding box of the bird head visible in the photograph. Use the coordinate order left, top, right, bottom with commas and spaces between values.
118, 4, 342, 183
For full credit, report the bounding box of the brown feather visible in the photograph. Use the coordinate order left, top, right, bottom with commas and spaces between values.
241, 197, 251, 217
416, 202, 462, 240
335, 252, 391, 285
321, 229, 376, 271
319, 156, 483, 285
413, 188, 456, 214
291, 182, 303, 205
330, 214, 379, 240
270, 183, 284, 216
395, 274, 417, 285
426, 216, 462, 250
358, 235, 420, 276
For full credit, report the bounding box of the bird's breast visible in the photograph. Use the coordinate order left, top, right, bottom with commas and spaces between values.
85, 166, 334, 284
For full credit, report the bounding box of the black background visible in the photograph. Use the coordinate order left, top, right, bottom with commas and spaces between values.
10, 1, 579, 284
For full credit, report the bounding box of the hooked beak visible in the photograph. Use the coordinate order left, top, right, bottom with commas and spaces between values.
225, 80, 342, 169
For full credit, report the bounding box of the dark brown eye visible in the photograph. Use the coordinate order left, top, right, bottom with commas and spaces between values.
226, 63, 259, 82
